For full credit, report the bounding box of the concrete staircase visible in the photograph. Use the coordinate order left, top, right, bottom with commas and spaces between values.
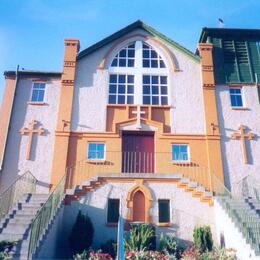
65, 173, 213, 205
0, 193, 49, 259
217, 195, 260, 257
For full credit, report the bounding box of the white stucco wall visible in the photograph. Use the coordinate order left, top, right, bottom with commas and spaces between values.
215, 85, 260, 190
61, 180, 215, 249
214, 199, 259, 260
0, 79, 61, 193
72, 28, 205, 134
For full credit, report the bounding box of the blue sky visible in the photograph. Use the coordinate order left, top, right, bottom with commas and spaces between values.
1, 0, 260, 103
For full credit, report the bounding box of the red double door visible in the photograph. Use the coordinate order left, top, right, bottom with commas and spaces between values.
122, 131, 154, 173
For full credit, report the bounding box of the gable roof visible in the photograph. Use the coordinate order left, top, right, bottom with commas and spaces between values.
77, 20, 200, 62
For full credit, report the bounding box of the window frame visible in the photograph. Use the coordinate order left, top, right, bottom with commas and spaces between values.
229, 87, 244, 108
107, 198, 120, 224
87, 142, 106, 161
158, 199, 170, 224
108, 40, 169, 106
171, 144, 190, 162
30, 82, 46, 103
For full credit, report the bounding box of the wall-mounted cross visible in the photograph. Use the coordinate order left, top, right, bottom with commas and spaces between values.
132, 106, 145, 129
231, 125, 255, 164
19, 119, 44, 160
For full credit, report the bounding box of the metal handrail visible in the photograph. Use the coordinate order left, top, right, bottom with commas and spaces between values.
27, 174, 66, 259
65, 151, 213, 192
0, 171, 37, 220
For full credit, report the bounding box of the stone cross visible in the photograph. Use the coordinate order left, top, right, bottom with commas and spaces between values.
132, 106, 145, 129
231, 125, 255, 164
19, 119, 44, 160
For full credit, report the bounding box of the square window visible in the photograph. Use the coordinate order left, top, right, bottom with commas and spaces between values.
161, 96, 168, 105
110, 75, 117, 83
143, 50, 150, 58
31, 83, 46, 102
119, 59, 126, 67
152, 96, 159, 105
143, 96, 150, 104
127, 85, 134, 94
229, 87, 243, 107
152, 86, 159, 94
171, 144, 189, 161
118, 85, 126, 94
108, 95, 116, 104
143, 85, 150, 94
128, 59, 134, 67
87, 143, 105, 160
107, 199, 120, 223
109, 85, 117, 94
143, 75, 150, 84
160, 76, 167, 84
128, 49, 135, 58
128, 75, 134, 83
127, 96, 134, 104
118, 95, 125, 104
151, 60, 158, 68
143, 60, 150, 68
161, 86, 168, 95
158, 199, 170, 223
119, 75, 126, 83
152, 76, 158, 84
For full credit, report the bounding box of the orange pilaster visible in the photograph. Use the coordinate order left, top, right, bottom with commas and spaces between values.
198, 43, 224, 185
0, 75, 17, 170
50, 39, 80, 190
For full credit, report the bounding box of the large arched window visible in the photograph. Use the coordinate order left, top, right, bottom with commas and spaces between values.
108, 41, 168, 105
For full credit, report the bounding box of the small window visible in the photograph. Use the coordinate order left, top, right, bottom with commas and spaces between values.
229, 87, 243, 107
172, 144, 189, 161
158, 199, 170, 223
87, 143, 105, 160
31, 83, 46, 102
107, 199, 120, 223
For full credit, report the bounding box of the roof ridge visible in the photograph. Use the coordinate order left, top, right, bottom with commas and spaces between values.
77, 20, 200, 62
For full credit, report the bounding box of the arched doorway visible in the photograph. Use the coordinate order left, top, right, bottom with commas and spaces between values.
133, 190, 145, 222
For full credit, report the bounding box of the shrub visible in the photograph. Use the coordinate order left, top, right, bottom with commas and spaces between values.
0, 240, 17, 260
74, 250, 113, 260
100, 239, 117, 259
193, 226, 213, 254
124, 224, 156, 252
159, 234, 178, 255
125, 250, 169, 260
69, 210, 94, 255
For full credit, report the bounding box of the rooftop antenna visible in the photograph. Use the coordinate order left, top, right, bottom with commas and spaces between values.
218, 18, 224, 28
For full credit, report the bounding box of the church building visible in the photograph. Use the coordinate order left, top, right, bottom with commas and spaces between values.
0, 20, 260, 259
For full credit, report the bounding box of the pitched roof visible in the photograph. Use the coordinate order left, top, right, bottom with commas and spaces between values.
77, 20, 200, 62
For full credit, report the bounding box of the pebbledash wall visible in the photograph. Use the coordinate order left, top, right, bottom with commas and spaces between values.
0, 79, 61, 193
215, 85, 260, 190
72, 28, 205, 134
59, 181, 215, 251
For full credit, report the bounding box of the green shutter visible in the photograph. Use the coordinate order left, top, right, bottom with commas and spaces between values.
158, 199, 170, 223
223, 40, 240, 82
235, 41, 252, 82
248, 41, 260, 83
212, 37, 225, 84
107, 199, 119, 223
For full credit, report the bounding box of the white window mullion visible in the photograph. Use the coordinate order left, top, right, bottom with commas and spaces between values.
135, 41, 143, 105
